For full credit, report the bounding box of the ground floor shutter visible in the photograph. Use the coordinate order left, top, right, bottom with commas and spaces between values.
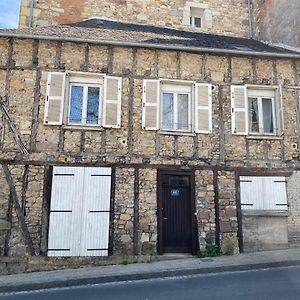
240, 176, 287, 210
48, 167, 112, 257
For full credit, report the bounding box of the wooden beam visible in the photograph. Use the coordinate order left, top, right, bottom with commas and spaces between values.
2, 164, 35, 256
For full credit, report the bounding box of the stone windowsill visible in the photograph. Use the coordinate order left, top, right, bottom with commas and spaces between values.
246, 135, 283, 141
158, 130, 196, 137
242, 210, 289, 217
62, 125, 104, 132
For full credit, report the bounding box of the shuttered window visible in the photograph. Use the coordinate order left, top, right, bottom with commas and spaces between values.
231, 85, 283, 136
240, 176, 288, 210
44, 72, 122, 128
48, 167, 112, 257
142, 80, 212, 133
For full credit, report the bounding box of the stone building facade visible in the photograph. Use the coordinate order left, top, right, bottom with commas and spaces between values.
19, 0, 250, 37
0, 16, 299, 274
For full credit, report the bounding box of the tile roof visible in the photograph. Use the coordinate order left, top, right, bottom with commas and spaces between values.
1, 18, 300, 58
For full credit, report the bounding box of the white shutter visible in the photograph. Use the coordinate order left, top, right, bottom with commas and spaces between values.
44, 72, 66, 125
48, 167, 84, 257
142, 79, 160, 130
80, 167, 111, 256
240, 176, 287, 211
275, 86, 284, 136
195, 83, 212, 133
103, 76, 122, 128
231, 85, 248, 135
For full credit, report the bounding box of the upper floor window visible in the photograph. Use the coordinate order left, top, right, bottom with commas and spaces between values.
161, 85, 192, 132
142, 80, 212, 134
43, 72, 122, 128
190, 16, 202, 28
231, 85, 283, 136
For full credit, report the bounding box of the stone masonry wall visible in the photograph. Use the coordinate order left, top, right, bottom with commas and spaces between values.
19, 0, 249, 37
287, 171, 300, 247
0, 34, 299, 271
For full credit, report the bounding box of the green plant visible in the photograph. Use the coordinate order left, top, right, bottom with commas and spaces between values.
206, 239, 220, 257
196, 238, 220, 258
122, 260, 128, 265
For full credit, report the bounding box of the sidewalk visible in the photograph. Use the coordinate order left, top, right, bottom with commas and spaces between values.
0, 248, 300, 293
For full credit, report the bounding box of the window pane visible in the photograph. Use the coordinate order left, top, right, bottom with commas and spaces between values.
162, 93, 174, 130
262, 98, 274, 133
249, 97, 259, 133
87, 87, 100, 124
69, 86, 83, 124
177, 94, 189, 131
194, 17, 201, 28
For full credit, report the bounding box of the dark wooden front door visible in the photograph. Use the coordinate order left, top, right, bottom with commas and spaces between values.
158, 172, 195, 254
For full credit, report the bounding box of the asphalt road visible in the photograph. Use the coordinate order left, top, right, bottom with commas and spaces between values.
1, 265, 300, 300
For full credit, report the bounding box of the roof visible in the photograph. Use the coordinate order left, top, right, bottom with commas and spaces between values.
1, 18, 300, 58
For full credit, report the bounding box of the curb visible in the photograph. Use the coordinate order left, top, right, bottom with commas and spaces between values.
1, 259, 300, 293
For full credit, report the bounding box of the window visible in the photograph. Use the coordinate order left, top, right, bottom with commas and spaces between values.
142, 80, 212, 133
161, 85, 192, 131
68, 77, 102, 126
44, 72, 122, 128
231, 86, 283, 136
190, 16, 202, 28
240, 176, 288, 211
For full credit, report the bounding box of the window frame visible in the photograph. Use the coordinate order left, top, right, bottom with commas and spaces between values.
159, 89, 193, 132
248, 94, 276, 136
67, 82, 103, 127
190, 16, 202, 28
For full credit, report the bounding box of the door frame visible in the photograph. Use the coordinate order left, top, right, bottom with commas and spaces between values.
157, 169, 197, 255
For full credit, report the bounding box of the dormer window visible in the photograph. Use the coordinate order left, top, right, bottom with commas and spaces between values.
190, 16, 202, 28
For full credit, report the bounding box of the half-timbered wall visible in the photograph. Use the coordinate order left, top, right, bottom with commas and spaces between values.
0, 36, 300, 273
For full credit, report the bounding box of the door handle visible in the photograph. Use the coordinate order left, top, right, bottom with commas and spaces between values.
163, 217, 168, 220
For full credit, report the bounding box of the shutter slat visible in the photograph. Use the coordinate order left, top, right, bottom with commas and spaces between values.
44, 72, 66, 125
103, 76, 122, 128
231, 85, 248, 135
142, 80, 160, 130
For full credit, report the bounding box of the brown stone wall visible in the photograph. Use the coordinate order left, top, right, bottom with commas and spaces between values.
0, 34, 299, 271
19, 0, 249, 38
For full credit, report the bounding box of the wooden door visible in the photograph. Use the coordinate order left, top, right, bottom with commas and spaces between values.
159, 173, 194, 253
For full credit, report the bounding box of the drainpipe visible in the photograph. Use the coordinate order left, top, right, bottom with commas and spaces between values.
28, 0, 35, 27
247, 0, 253, 39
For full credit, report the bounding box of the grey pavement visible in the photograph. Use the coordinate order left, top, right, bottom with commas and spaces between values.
0, 248, 300, 293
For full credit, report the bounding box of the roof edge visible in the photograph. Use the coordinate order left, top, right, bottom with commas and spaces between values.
1, 32, 300, 59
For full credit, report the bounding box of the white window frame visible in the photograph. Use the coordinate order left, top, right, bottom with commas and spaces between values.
67, 82, 102, 126
248, 95, 276, 136
160, 84, 192, 132
190, 16, 202, 28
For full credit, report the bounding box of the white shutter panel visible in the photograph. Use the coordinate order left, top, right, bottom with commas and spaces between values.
48, 167, 84, 257
80, 167, 111, 256
240, 176, 256, 210
269, 177, 288, 210
195, 83, 212, 133
231, 85, 248, 135
142, 80, 160, 130
103, 76, 122, 128
44, 72, 66, 125
275, 87, 284, 136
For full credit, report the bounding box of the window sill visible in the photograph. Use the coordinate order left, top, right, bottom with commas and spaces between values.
242, 210, 288, 217
246, 135, 283, 141
158, 130, 196, 137
62, 125, 103, 131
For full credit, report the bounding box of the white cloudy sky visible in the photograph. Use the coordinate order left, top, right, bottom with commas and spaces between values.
0, 0, 21, 29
